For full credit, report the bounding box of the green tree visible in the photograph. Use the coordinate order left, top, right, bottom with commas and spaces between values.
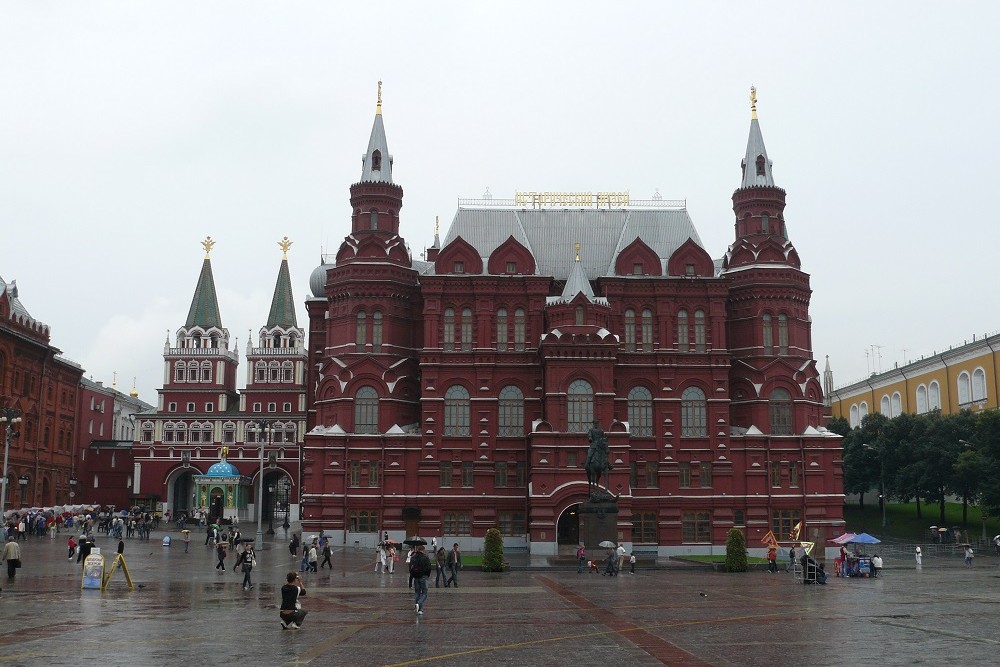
973, 410, 1000, 516
826, 416, 851, 437
481, 527, 506, 572
725, 528, 747, 573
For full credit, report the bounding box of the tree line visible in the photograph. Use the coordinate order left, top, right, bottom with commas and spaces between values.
828, 409, 1000, 526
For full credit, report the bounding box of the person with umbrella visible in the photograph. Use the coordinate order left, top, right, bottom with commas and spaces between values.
407, 540, 432, 616
215, 540, 228, 572
181, 529, 191, 553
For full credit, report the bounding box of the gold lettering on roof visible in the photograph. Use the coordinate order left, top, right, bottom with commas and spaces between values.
514, 191, 630, 208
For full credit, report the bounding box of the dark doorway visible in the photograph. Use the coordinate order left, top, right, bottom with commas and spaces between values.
210, 489, 224, 522
172, 471, 195, 517
557, 504, 581, 547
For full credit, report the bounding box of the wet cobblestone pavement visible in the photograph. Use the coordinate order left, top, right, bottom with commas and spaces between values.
2, 529, 999, 666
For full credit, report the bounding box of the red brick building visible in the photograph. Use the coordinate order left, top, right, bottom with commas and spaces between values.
301, 92, 845, 557
133, 240, 306, 524
0, 276, 84, 509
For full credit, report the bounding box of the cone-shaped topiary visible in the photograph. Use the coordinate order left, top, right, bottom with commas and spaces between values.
482, 527, 507, 572
725, 528, 748, 572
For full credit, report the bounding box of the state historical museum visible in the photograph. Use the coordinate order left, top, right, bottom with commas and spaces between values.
302, 89, 844, 557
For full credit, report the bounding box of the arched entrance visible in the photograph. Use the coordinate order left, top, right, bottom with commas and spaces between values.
171, 470, 196, 517
557, 503, 581, 552
261, 471, 291, 534
209, 487, 225, 522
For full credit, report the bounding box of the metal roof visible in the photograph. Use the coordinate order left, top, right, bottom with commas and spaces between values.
437, 206, 703, 280
740, 118, 774, 188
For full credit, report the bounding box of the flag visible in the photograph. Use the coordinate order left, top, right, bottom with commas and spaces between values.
760, 530, 779, 549
789, 521, 802, 540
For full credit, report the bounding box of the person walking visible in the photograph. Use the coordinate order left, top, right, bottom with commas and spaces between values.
767, 546, 778, 573
374, 542, 385, 573
2, 536, 22, 579
577, 544, 586, 574
629, 552, 636, 574
915, 545, 922, 567
307, 542, 318, 573
964, 545, 974, 567
616, 543, 627, 572
434, 547, 447, 587
67, 535, 77, 560
871, 553, 883, 578
409, 544, 433, 616
183, 531, 191, 553
289, 533, 300, 560
319, 542, 333, 569
215, 542, 228, 571
445, 543, 462, 587
279, 571, 307, 629
234, 544, 256, 590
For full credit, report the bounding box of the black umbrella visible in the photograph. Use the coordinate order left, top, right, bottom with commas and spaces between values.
403, 538, 427, 546
238, 536, 256, 543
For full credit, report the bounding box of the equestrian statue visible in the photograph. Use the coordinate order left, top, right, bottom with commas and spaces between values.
584, 419, 611, 499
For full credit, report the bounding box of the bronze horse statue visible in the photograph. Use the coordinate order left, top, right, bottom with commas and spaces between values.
584, 420, 610, 497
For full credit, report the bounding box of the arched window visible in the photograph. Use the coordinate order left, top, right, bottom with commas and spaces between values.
623, 309, 636, 352
370, 210, 378, 230
641, 309, 653, 352
880, 395, 891, 415
201, 361, 212, 383
496, 308, 508, 352
188, 361, 199, 382
859, 402, 869, 420
175, 423, 187, 444
443, 308, 455, 351
268, 361, 280, 382
140, 421, 153, 444
849, 404, 860, 429
272, 333, 281, 348
567, 380, 593, 432
281, 361, 294, 383
461, 307, 473, 351
514, 308, 526, 351
769, 388, 793, 435
356, 311, 367, 352
372, 312, 383, 353
255, 360, 267, 383
575, 305, 584, 326
174, 361, 186, 383
628, 386, 653, 437
498, 385, 524, 437
677, 310, 689, 352
354, 386, 379, 434
681, 387, 707, 437
762, 314, 773, 355
957, 372, 971, 405
916, 385, 928, 414
761, 213, 770, 234
972, 368, 987, 402
694, 310, 706, 352
756, 154, 766, 176
777, 314, 789, 355
891, 392, 902, 417
929, 381, 941, 410
444, 385, 470, 436
371, 150, 381, 171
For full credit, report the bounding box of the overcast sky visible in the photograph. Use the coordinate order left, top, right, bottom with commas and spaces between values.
1, 2, 997, 404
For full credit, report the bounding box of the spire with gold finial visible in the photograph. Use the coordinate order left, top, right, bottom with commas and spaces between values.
202, 235, 215, 259
575, 242, 581, 262
376, 80, 383, 115
750, 85, 758, 120
278, 236, 293, 260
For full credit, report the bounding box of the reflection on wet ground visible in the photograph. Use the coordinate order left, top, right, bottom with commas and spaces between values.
2, 531, 999, 666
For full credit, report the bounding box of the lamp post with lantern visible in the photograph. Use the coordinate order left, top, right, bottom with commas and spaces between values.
247, 419, 272, 551
0, 407, 23, 517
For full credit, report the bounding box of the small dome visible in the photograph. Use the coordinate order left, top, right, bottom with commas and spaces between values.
310, 262, 334, 298
206, 460, 239, 477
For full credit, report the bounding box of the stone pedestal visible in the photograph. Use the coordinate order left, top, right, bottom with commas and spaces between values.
579, 495, 618, 548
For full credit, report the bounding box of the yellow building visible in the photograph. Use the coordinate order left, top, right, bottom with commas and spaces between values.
828, 333, 1000, 427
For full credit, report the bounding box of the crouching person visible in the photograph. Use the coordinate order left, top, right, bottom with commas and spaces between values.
280, 571, 307, 629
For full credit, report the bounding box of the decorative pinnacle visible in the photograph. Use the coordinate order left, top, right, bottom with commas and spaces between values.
278, 236, 293, 259
750, 85, 758, 120
202, 236, 215, 258
376, 80, 382, 115
221, 446, 229, 460
434, 215, 439, 236
575, 242, 581, 262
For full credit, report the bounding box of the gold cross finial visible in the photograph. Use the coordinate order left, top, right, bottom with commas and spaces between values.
750, 85, 758, 120
202, 236, 215, 258
278, 236, 293, 259
575, 242, 581, 262
376, 80, 383, 115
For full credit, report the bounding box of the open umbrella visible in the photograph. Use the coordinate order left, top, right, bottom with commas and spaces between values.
598, 540, 616, 548
238, 536, 255, 543
848, 532, 881, 544
403, 538, 427, 546
180, 529, 191, 534
831, 532, 857, 545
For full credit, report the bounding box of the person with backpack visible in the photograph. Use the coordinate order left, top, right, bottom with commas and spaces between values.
279, 571, 307, 629
408, 543, 433, 616
234, 543, 256, 590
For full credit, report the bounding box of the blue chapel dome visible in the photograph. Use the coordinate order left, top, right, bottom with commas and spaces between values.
206, 459, 239, 477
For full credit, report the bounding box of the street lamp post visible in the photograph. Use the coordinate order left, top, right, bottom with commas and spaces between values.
282, 497, 290, 536
249, 419, 271, 551
19, 474, 29, 507
0, 408, 23, 517
69, 476, 78, 505
267, 484, 275, 536
863, 443, 887, 531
